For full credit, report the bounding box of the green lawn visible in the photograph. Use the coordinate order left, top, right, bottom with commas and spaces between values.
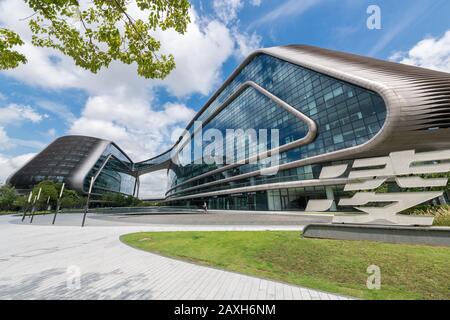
120, 231, 450, 300
0, 211, 20, 215
0, 211, 50, 216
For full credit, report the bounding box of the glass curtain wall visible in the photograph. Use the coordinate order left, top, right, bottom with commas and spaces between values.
167, 53, 387, 200
84, 144, 136, 195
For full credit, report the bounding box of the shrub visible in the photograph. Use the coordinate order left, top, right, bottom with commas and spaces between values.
407, 205, 450, 227
61, 189, 84, 209
0, 185, 18, 211
32, 180, 58, 210
100, 192, 141, 207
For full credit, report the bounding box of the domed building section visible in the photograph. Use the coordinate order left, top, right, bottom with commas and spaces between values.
7, 135, 138, 196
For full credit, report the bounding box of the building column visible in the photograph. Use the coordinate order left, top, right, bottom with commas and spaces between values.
326, 186, 337, 212
133, 176, 138, 198
134, 176, 140, 199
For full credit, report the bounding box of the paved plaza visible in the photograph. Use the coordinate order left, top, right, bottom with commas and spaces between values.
0, 213, 349, 300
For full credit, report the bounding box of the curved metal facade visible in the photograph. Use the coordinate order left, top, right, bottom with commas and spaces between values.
8, 136, 104, 190
7, 45, 450, 208
164, 45, 450, 209
7, 135, 137, 196
165, 48, 387, 200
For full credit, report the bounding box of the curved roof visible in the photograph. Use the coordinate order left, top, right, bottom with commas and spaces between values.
7, 135, 108, 190
163, 45, 450, 200
8, 45, 450, 196
129, 45, 450, 177
170, 45, 450, 167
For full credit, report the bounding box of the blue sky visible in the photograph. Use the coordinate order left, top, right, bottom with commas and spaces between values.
1, 0, 449, 195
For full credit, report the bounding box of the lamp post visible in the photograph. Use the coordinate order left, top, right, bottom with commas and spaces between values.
81, 177, 94, 227
52, 183, 65, 225
22, 191, 33, 222
46, 196, 51, 212
30, 187, 41, 223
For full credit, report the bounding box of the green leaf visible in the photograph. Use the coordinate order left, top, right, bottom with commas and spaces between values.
15, 0, 192, 78
0, 28, 27, 70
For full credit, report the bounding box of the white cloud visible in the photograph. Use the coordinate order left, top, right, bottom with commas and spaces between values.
0, 126, 46, 151
0, 1, 261, 98
36, 100, 76, 124
234, 30, 262, 59
210, 1, 262, 59
0, 1, 262, 198
0, 153, 36, 185
69, 91, 195, 160
0, 1, 147, 94
368, 13, 418, 57
155, 12, 236, 97
69, 94, 196, 197
213, 0, 244, 25
0, 127, 12, 150
250, 0, 262, 6
0, 2, 239, 99
45, 128, 57, 138
8, 138, 46, 149
70, 118, 129, 143
213, 0, 263, 24
390, 30, 450, 73
0, 103, 50, 151
368, 1, 439, 57
0, 104, 44, 124
248, 0, 321, 29
139, 171, 168, 198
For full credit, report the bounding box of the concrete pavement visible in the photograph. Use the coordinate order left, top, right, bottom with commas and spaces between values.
0, 213, 350, 300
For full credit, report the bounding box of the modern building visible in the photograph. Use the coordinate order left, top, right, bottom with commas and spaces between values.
8, 45, 450, 210
7, 136, 138, 196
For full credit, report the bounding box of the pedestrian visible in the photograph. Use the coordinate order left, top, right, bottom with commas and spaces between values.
203, 202, 208, 214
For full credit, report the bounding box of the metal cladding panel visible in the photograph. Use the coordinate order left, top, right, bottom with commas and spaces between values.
171, 45, 450, 174
181, 44, 450, 167
165, 44, 450, 200
134, 147, 173, 175
260, 45, 450, 160
67, 139, 111, 193
7, 45, 450, 200
7, 135, 110, 194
